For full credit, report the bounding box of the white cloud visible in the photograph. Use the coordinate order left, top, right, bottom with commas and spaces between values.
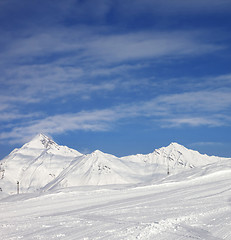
0, 64, 116, 104
0, 61, 158, 108
85, 31, 222, 62
0, 112, 41, 122
190, 141, 223, 147
1, 88, 231, 144
161, 116, 225, 128
1, 28, 223, 66
0, 109, 120, 144
0, 26, 226, 111
90, 63, 147, 76
210, 74, 231, 83
156, 91, 231, 112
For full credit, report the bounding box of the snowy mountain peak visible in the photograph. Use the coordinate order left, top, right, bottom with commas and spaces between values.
167, 142, 185, 150
0, 134, 83, 193
1, 135, 230, 194
154, 142, 189, 156
86, 150, 116, 165
91, 150, 106, 156
25, 133, 57, 150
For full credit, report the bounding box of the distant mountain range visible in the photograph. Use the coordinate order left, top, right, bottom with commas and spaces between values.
0, 134, 230, 194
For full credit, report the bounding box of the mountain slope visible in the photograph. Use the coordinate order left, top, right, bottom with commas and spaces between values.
43, 150, 138, 190
1, 157, 231, 240
0, 136, 230, 194
121, 142, 228, 177
0, 134, 82, 193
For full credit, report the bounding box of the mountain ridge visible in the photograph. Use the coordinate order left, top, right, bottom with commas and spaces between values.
0, 134, 230, 194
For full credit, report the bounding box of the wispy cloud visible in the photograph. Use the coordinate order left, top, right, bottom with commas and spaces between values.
0, 66, 148, 110
161, 116, 227, 128
1, 28, 224, 66
0, 112, 41, 123
90, 63, 147, 76
84, 31, 223, 63
1, 88, 231, 144
190, 141, 224, 147
156, 91, 231, 112
0, 0, 231, 158
1, 27, 225, 111
0, 109, 119, 144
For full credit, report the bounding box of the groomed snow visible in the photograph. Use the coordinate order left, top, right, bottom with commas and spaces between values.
0, 160, 231, 239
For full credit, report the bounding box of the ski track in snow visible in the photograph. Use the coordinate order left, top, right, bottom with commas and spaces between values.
1, 174, 231, 240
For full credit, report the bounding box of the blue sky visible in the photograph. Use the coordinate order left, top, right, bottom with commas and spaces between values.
1, 0, 231, 158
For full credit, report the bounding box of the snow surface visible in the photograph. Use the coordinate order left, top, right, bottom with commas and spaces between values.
0, 134, 231, 239
0, 159, 231, 239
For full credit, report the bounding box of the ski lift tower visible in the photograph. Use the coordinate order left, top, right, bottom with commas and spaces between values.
17, 181, 19, 194
0, 163, 5, 179
167, 158, 170, 175
164, 153, 170, 175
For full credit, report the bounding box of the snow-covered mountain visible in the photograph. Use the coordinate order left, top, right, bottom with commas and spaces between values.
43, 150, 138, 191
121, 142, 226, 177
0, 134, 230, 194
0, 134, 82, 193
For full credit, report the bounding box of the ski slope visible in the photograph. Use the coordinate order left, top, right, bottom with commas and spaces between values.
1, 160, 231, 240
0, 134, 231, 239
